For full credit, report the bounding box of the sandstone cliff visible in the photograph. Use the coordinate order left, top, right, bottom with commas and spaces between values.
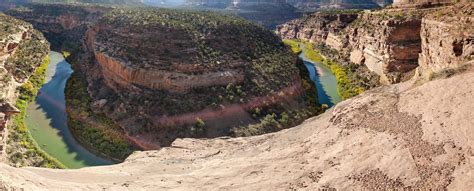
277, 7, 446, 83
417, 3, 474, 76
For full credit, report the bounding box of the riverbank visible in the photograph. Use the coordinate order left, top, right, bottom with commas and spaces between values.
7, 55, 65, 168
283, 39, 377, 99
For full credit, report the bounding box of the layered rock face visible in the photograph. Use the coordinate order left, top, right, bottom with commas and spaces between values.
7, 4, 111, 49
417, 3, 474, 75
1, 59, 473, 190
347, 11, 424, 83
81, 8, 314, 147
393, 0, 456, 7
285, 0, 381, 10
276, 12, 359, 44
277, 9, 430, 83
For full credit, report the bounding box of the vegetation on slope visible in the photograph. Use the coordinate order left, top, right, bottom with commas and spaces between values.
4, 30, 49, 82
65, 54, 136, 161
283, 39, 302, 54
0, 14, 25, 40
82, 8, 324, 144
98, 8, 299, 97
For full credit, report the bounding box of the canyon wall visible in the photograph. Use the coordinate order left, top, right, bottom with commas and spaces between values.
7, 4, 111, 49
393, 0, 456, 7
347, 12, 423, 83
85, 24, 246, 93
94, 50, 245, 93
277, 9, 428, 83
276, 12, 359, 43
417, 3, 474, 76
0, 13, 49, 161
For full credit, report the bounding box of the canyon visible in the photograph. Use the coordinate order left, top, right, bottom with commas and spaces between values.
1, 25, 473, 188
276, 2, 473, 83
7, 4, 320, 159
0, 1, 472, 190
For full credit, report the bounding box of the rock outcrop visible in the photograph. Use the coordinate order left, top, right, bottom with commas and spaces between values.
347, 11, 425, 83
417, 3, 474, 76
0, 61, 472, 190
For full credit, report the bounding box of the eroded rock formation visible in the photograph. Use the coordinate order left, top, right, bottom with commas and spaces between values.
277, 8, 438, 83
417, 3, 474, 75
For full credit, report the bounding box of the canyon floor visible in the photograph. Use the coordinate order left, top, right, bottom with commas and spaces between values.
1, 65, 472, 190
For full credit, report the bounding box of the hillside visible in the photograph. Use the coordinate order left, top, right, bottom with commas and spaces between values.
0, 13, 53, 167
7, 3, 112, 50
73, 8, 319, 153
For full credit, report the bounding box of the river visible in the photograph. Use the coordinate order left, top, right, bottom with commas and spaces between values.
25, 51, 112, 169
299, 48, 342, 107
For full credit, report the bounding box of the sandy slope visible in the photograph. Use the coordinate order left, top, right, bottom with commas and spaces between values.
0, 68, 473, 190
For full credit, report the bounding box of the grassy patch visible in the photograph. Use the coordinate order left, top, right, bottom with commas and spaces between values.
283, 39, 302, 54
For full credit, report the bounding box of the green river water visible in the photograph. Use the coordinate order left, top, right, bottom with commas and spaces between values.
299, 47, 342, 107
25, 51, 112, 169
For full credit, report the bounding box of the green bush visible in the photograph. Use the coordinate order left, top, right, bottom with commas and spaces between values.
65, 59, 135, 161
